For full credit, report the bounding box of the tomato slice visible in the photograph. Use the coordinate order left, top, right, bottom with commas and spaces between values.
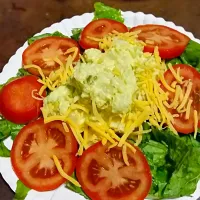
0, 75, 45, 124
130, 24, 190, 59
162, 64, 200, 134
11, 119, 78, 191
22, 37, 80, 76
76, 142, 152, 200
79, 19, 128, 49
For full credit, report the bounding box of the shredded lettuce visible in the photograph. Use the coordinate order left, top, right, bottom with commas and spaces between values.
14, 180, 31, 200
27, 31, 68, 45
93, 2, 124, 23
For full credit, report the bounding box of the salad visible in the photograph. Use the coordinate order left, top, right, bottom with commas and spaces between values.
1, 2, 200, 200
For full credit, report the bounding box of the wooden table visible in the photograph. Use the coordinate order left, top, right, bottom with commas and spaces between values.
1, 0, 200, 199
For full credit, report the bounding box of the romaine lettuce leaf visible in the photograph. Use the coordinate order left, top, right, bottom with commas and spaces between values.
0, 141, 10, 157
167, 40, 200, 72
14, 180, 31, 200
16, 68, 30, 77
180, 40, 200, 66
140, 139, 171, 198
0, 84, 3, 90
0, 119, 23, 140
140, 128, 200, 198
28, 31, 67, 45
93, 2, 124, 23
65, 173, 90, 199
71, 28, 82, 41
0, 119, 23, 157
163, 147, 200, 198
166, 57, 182, 66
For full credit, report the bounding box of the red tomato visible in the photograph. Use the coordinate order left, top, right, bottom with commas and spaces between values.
162, 64, 200, 134
76, 142, 152, 200
79, 19, 128, 49
11, 119, 78, 191
0, 75, 45, 124
130, 24, 190, 59
22, 37, 80, 76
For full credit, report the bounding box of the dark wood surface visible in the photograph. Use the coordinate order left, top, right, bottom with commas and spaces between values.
1, 0, 200, 199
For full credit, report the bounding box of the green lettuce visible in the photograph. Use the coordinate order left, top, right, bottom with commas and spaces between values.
71, 28, 82, 41
65, 173, 90, 199
140, 138, 171, 198
0, 119, 24, 157
140, 128, 200, 198
167, 40, 200, 72
28, 31, 68, 45
0, 119, 24, 140
93, 2, 124, 23
0, 141, 10, 157
14, 180, 31, 200
163, 147, 200, 198
16, 68, 30, 77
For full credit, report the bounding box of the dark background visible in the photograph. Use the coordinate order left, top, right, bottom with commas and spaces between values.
1, 0, 200, 199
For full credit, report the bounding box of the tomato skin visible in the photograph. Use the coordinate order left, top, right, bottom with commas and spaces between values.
11, 119, 78, 191
79, 19, 128, 49
76, 142, 152, 200
0, 75, 45, 124
144, 44, 185, 59
76, 142, 102, 200
162, 64, 200, 134
130, 24, 190, 59
22, 37, 80, 76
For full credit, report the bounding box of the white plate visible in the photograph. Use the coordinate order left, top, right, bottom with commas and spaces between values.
0, 11, 200, 200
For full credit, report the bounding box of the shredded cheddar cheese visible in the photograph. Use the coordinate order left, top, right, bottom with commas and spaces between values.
24, 47, 79, 95
66, 118, 85, 146
194, 110, 198, 139
31, 89, 44, 101
168, 64, 183, 84
122, 145, 129, 166
108, 142, 118, 149
88, 30, 144, 52
159, 74, 175, 93
185, 99, 193, 120
62, 122, 69, 132
52, 155, 81, 187
83, 125, 89, 148
169, 85, 181, 109
177, 81, 193, 111
70, 104, 89, 114
86, 122, 115, 144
